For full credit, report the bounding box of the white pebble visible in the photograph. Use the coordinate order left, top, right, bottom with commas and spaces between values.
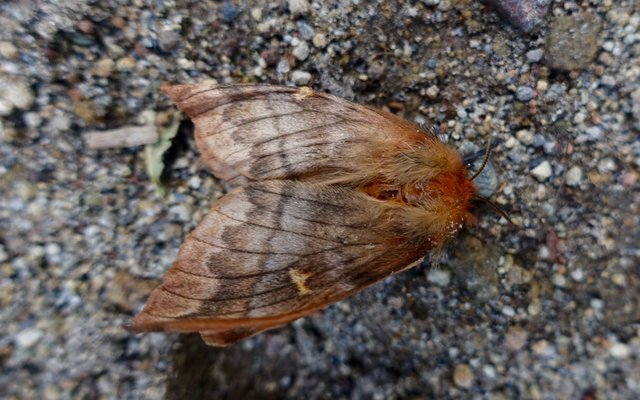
502, 305, 516, 317
168, 204, 192, 222
516, 129, 535, 145
565, 166, 583, 186
0, 76, 35, 110
187, 175, 202, 190
609, 342, 630, 359
552, 273, 567, 287
45, 242, 61, 256
16, 328, 44, 349
570, 268, 585, 282
597, 158, 616, 173
531, 161, 552, 181
426, 85, 439, 99
482, 364, 496, 379
427, 269, 451, 287
573, 112, 587, 124
250, 8, 262, 21
291, 70, 311, 85
292, 41, 310, 61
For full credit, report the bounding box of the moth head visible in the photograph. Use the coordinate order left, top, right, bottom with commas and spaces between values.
395, 138, 512, 252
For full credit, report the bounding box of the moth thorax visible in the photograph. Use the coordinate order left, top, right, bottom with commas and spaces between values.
397, 171, 477, 247
406, 171, 476, 209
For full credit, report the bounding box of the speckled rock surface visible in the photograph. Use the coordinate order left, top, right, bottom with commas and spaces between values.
1, 1, 639, 399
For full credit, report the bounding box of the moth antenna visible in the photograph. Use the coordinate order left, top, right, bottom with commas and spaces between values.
472, 195, 515, 225
469, 140, 493, 181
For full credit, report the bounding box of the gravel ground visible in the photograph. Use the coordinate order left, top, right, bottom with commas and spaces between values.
1, 0, 639, 399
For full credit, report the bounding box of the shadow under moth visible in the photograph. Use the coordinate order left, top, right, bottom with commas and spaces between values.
128, 83, 497, 346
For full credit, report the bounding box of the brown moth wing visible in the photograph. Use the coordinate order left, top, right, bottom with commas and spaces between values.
129, 180, 431, 346
162, 84, 429, 186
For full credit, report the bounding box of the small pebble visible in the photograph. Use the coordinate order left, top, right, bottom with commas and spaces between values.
570, 268, 585, 282
288, 0, 310, 16
187, 175, 202, 190
15, 328, 44, 349
0, 76, 35, 111
531, 160, 552, 181
515, 86, 536, 102
516, 129, 535, 145
453, 364, 474, 388
297, 21, 315, 40
526, 48, 544, 63
609, 342, 630, 359
597, 158, 616, 173
291, 70, 311, 85
312, 33, 327, 48
565, 166, 583, 186
168, 204, 193, 222
528, 303, 541, 316
472, 159, 498, 198
221, 1, 238, 22
505, 326, 529, 351
631, 88, 640, 130
116, 56, 136, 71
426, 85, 439, 99
502, 305, 516, 317
532, 340, 552, 356
251, 8, 262, 21
292, 41, 310, 61
261, 49, 280, 67
427, 269, 451, 287
611, 273, 626, 286
158, 29, 181, 52
482, 365, 496, 379
551, 273, 567, 288
536, 80, 548, 92
0, 41, 18, 58
93, 58, 114, 77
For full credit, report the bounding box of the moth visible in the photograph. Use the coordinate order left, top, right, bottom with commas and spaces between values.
127, 83, 498, 346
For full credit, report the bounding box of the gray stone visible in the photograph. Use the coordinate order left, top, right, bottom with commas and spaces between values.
546, 12, 603, 71
515, 86, 536, 102
485, 0, 552, 33
526, 48, 544, 63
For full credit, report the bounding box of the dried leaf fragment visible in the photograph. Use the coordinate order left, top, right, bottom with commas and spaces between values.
143, 111, 182, 196
84, 124, 159, 150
